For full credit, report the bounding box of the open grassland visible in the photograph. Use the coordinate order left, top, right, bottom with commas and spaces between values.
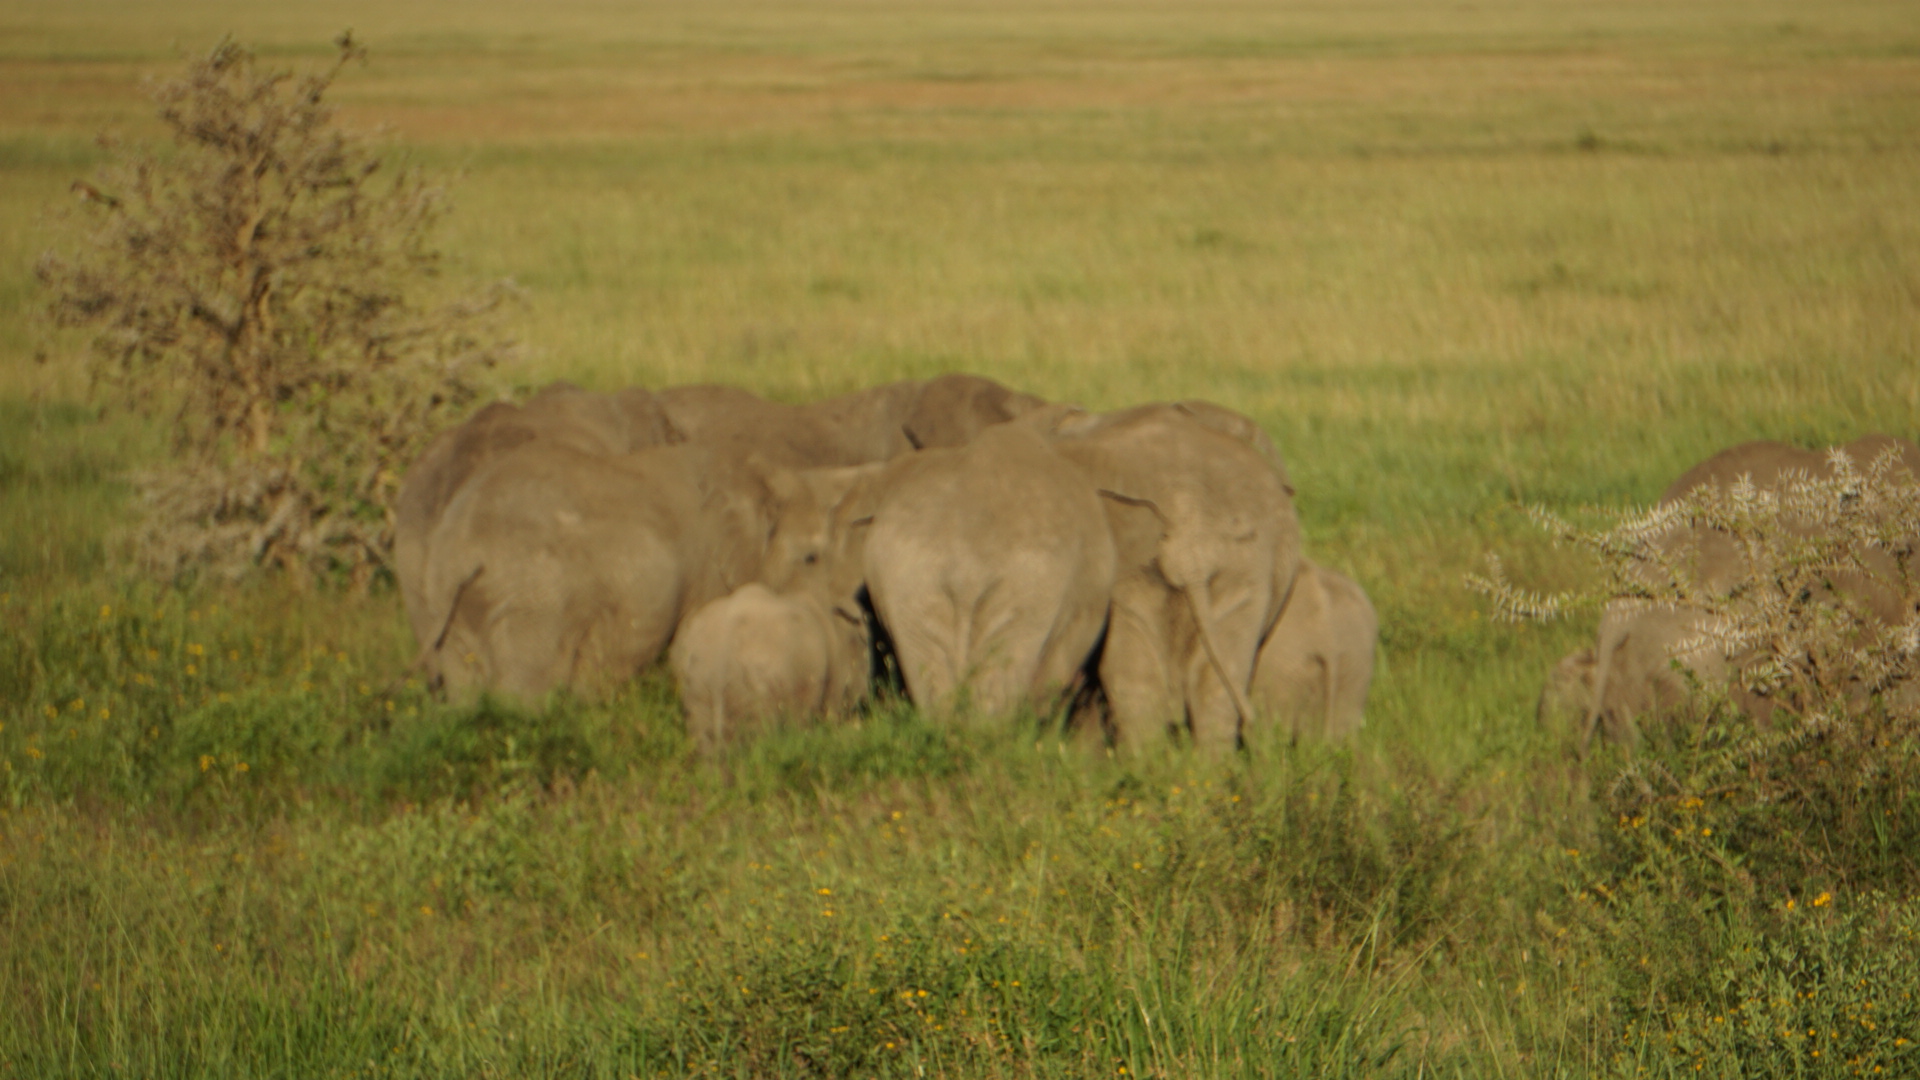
3, 1, 1920, 1075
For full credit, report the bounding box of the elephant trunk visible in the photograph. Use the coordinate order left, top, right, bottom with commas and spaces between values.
1180, 573, 1258, 736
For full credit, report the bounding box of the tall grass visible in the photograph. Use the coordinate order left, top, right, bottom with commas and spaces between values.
3, 0, 1919, 1074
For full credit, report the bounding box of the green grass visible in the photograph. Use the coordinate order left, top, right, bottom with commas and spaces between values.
4, 0, 1920, 1075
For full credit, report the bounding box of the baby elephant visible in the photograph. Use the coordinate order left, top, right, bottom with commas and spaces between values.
670, 584, 869, 756
1252, 561, 1378, 742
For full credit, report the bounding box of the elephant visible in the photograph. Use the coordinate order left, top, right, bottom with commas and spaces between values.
670, 583, 870, 755
1580, 434, 1920, 750
1164, 399, 1291, 484
895, 373, 1049, 451
1652, 435, 1920, 612
656, 373, 1046, 468
393, 381, 677, 649
1536, 647, 1596, 741
419, 441, 770, 703
765, 418, 1115, 720
1039, 403, 1302, 751
1251, 560, 1377, 742
653, 383, 854, 467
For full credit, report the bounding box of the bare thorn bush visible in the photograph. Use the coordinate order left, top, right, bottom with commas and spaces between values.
37, 33, 519, 588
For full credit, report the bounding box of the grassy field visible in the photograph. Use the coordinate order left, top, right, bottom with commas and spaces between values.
3, 0, 1920, 1075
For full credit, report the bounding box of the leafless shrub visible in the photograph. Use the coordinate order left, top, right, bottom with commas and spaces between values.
37, 34, 518, 587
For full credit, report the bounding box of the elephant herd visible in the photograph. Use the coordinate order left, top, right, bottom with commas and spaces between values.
395, 375, 1378, 754
1536, 434, 1920, 751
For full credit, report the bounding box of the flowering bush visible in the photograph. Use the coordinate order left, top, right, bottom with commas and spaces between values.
1474, 444, 1920, 896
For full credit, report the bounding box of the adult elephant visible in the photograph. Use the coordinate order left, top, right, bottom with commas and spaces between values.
393, 381, 677, 649
765, 418, 1114, 719
1581, 434, 1920, 750
419, 442, 769, 703
1041, 404, 1302, 752
656, 373, 1046, 467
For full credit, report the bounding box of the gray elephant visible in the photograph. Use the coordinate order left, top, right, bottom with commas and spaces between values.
393, 381, 677, 649
670, 583, 870, 755
1040, 403, 1302, 752
767, 419, 1115, 720
1581, 434, 1920, 749
1583, 603, 1739, 749
419, 442, 769, 703
1251, 560, 1377, 742
1536, 647, 1596, 742
657, 373, 1046, 468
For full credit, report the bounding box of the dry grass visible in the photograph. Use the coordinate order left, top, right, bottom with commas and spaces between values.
5, 3, 1920, 1075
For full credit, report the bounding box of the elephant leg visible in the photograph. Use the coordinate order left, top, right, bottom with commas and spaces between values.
967, 603, 1051, 720
1030, 594, 1110, 718
873, 577, 965, 715
1101, 577, 1179, 750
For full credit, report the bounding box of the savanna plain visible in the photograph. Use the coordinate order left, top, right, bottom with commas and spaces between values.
3, 0, 1920, 1075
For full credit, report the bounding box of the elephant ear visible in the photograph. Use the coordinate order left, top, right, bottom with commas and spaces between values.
752, 455, 808, 509
818, 463, 890, 535
801, 463, 886, 517
1094, 488, 1168, 569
